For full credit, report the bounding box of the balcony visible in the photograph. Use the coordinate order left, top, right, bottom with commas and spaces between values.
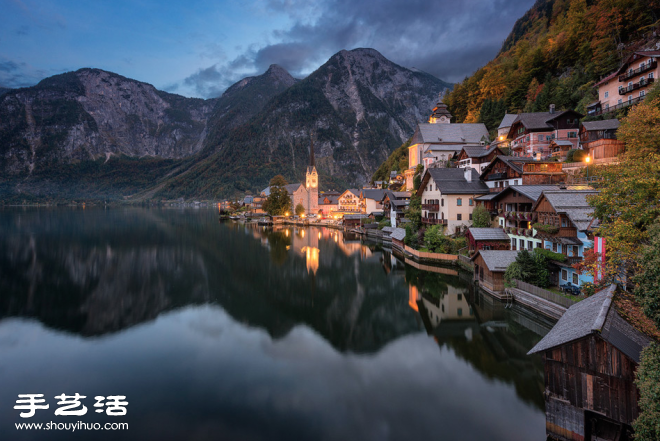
422, 217, 447, 225
618, 60, 657, 82
591, 95, 647, 116
619, 77, 655, 95
422, 203, 439, 211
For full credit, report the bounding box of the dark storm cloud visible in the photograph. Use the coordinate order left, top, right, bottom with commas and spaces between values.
186, 0, 535, 97
183, 64, 231, 98
0, 57, 51, 89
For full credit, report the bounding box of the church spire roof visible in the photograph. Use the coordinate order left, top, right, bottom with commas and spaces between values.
429, 93, 452, 123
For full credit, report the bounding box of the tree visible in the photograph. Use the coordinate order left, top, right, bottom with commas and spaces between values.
263, 175, 292, 216
405, 194, 422, 231
295, 203, 305, 217
424, 225, 450, 253
634, 343, 660, 441
504, 249, 550, 288
471, 205, 491, 228
270, 175, 288, 187
634, 223, 660, 329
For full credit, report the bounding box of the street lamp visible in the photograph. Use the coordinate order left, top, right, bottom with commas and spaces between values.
585, 155, 591, 181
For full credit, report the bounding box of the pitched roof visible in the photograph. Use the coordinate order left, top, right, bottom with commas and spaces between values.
498, 114, 518, 129
551, 140, 574, 147
511, 110, 583, 131
344, 214, 368, 220
581, 119, 620, 131
472, 250, 519, 272
340, 188, 360, 198
261, 183, 304, 196
424, 168, 489, 195
391, 228, 406, 241
319, 195, 339, 205
411, 123, 489, 145
534, 190, 599, 230
528, 285, 653, 363
392, 191, 411, 198
459, 145, 499, 158
594, 71, 618, 87
468, 228, 510, 241
360, 189, 385, 201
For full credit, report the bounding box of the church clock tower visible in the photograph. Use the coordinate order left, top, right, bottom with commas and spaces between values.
305, 135, 319, 215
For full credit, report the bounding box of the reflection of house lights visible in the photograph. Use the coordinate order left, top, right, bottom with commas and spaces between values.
301, 246, 320, 274
334, 234, 338, 242
318, 232, 322, 240
285, 230, 289, 237
301, 230, 305, 238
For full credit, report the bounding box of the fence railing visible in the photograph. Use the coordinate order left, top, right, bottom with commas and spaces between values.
404, 245, 458, 261
513, 279, 577, 308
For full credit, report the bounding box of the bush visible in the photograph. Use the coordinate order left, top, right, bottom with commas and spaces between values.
566, 149, 587, 162
504, 249, 550, 288
634, 343, 660, 441
471, 205, 491, 228
534, 247, 567, 262
378, 218, 391, 230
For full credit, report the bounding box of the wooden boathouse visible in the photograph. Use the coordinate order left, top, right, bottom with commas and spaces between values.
528, 285, 653, 441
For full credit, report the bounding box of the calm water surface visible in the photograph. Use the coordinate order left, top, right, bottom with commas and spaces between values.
0, 208, 552, 440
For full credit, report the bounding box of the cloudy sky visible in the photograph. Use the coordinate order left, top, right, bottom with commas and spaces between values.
0, 0, 536, 98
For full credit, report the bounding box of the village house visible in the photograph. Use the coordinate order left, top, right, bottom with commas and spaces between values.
465, 228, 511, 255
495, 113, 517, 148
405, 97, 489, 189
318, 192, 340, 217
482, 185, 574, 250
528, 285, 653, 441
507, 106, 582, 157
531, 189, 599, 288
479, 156, 566, 193
588, 50, 659, 116
359, 189, 385, 216
337, 189, 361, 213
343, 214, 369, 229
381, 191, 411, 227
549, 140, 573, 161
455, 145, 503, 173
471, 250, 520, 297
417, 168, 489, 235
579, 119, 625, 164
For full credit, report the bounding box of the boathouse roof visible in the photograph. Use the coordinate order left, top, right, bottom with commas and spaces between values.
528, 285, 653, 363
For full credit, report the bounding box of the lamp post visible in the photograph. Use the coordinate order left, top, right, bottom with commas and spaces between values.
585, 155, 591, 182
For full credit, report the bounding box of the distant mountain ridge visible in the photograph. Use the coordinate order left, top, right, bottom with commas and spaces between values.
0, 49, 452, 201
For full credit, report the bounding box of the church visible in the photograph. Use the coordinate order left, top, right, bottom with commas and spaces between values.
404, 96, 490, 190
262, 138, 319, 216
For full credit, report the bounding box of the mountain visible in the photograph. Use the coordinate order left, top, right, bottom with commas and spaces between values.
0, 49, 451, 202
0, 87, 10, 96
443, 0, 660, 128
156, 48, 452, 198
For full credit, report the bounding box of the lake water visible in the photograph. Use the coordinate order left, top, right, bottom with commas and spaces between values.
0, 208, 552, 440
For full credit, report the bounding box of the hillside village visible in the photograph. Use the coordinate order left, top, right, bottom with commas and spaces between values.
217, 49, 660, 441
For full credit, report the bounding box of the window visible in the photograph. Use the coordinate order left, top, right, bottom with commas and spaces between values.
562, 270, 567, 281
552, 242, 557, 252
511, 238, 516, 249
441, 199, 444, 207
538, 135, 543, 142
457, 294, 462, 301
469, 198, 473, 206
641, 90, 646, 97
514, 180, 519, 185
650, 72, 655, 79
573, 273, 578, 285
604, 91, 609, 98
629, 95, 633, 103
457, 214, 462, 221
458, 308, 463, 317
457, 198, 462, 206
618, 99, 623, 104
628, 81, 633, 87
469, 213, 473, 221
561, 218, 567, 227
568, 132, 577, 138
527, 241, 533, 250
535, 242, 541, 248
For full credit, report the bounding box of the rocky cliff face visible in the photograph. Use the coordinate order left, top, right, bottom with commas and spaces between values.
0, 49, 451, 200
158, 48, 451, 197
0, 69, 214, 177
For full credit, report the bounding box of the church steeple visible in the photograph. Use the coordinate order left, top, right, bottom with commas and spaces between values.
429, 93, 452, 124
305, 133, 319, 215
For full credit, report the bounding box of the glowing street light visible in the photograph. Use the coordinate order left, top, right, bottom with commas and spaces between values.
585, 155, 591, 181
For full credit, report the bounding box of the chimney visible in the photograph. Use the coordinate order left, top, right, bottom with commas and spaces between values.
549, 104, 555, 114
464, 168, 472, 182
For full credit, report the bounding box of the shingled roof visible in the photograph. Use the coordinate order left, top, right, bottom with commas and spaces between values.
581, 120, 620, 131
410, 123, 489, 145
423, 168, 489, 195
391, 228, 406, 241
472, 250, 519, 272
533, 190, 599, 231
498, 114, 518, 130
528, 285, 653, 363
459, 145, 500, 158
468, 228, 510, 241
360, 189, 385, 201
510, 110, 582, 131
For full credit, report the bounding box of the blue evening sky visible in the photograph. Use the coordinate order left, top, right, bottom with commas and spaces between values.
0, 0, 536, 98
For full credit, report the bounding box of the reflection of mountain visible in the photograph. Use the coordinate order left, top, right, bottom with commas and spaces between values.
0, 209, 419, 352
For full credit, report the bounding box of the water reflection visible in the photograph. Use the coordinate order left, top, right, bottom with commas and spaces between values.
0, 208, 550, 441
